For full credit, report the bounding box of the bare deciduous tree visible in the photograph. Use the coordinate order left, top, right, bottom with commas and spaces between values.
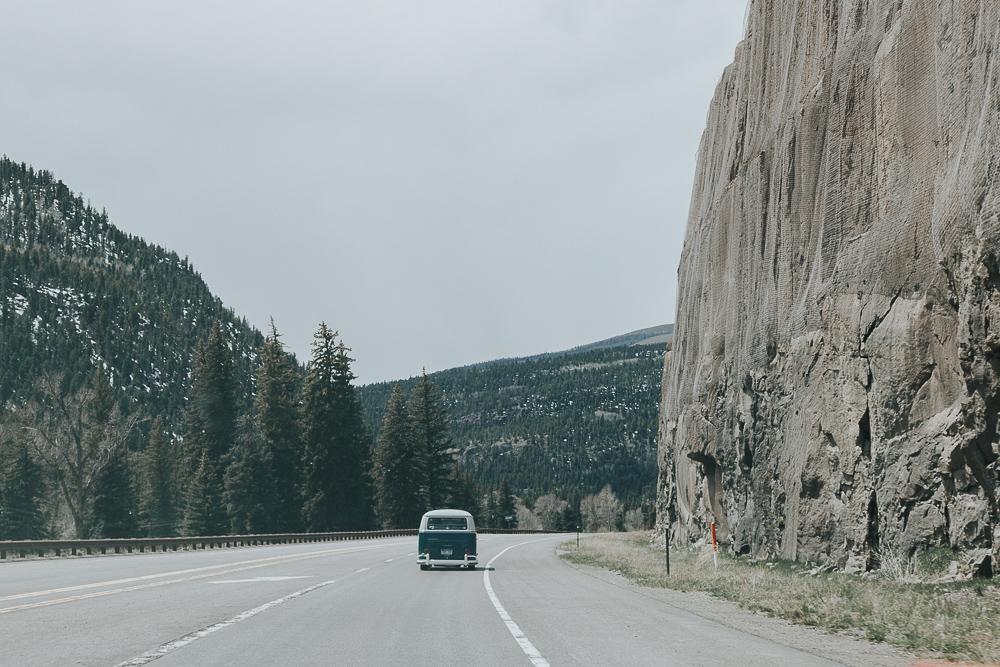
580, 485, 623, 532
623, 508, 645, 532
16, 374, 137, 538
533, 493, 569, 531
515, 500, 542, 530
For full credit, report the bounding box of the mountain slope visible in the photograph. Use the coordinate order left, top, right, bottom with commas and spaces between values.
0, 157, 264, 417
359, 332, 669, 508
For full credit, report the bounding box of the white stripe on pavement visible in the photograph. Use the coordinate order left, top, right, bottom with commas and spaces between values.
483, 541, 551, 667
0, 543, 392, 603
0, 545, 382, 615
116, 579, 339, 666
208, 576, 311, 584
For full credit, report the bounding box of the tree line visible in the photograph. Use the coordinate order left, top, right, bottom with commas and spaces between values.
0, 321, 485, 539
358, 343, 663, 511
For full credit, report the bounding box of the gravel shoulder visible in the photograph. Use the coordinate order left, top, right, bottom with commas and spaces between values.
558, 545, 913, 667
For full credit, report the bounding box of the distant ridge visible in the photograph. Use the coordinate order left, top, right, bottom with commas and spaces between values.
561, 323, 673, 354
358, 323, 672, 507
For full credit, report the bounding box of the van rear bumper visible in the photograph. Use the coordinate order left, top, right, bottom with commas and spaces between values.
417, 553, 477, 567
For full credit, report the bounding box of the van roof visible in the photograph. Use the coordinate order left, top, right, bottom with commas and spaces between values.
421, 509, 473, 518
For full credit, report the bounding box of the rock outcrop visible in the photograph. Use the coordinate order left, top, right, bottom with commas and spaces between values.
658, 0, 1000, 575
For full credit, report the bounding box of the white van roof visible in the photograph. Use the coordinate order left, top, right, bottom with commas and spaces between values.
421, 509, 473, 518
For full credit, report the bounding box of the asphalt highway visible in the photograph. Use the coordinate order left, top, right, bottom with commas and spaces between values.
1, 534, 862, 666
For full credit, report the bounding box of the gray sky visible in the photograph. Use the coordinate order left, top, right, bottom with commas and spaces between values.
3, 1, 746, 383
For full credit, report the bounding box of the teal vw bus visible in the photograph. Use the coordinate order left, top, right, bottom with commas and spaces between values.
416, 509, 478, 570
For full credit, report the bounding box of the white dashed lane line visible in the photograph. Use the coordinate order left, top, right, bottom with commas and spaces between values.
118, 548, 406, 664
0, 546, 385, 616
116, 579, 340, 666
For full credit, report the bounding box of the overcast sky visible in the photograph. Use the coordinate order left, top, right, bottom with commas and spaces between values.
3, 1, 747, 383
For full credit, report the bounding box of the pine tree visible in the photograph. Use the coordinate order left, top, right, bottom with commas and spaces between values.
559, 492, 583, 532
91, 445, 138, 538
300, 324, 373, 531
181, 322, 236, 535
139, 417, 176, 536
254, 322, 302, 531
182, 450, 227, 535
445, 466, 481, 520
0, 441, 46, 539
186, 322, 237, 464
408, 370, 452, 510
223, 419, 276, 533
371, 386, 424, 528
485, 490, 500, 529
329, 339, 374, 529
498, 480, 518, 529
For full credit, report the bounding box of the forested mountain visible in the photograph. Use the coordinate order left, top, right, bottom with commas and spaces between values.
0, 157, 265, 418
358, 333, 669, 511
0, 154, 668, 537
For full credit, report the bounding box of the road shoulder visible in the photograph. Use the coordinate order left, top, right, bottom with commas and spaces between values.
558, 549, 911, 667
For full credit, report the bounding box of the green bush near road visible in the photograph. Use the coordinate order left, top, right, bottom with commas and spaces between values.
560, 533, 1000, 663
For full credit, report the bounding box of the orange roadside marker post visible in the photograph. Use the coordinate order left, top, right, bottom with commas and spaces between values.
710, 522, 718, 570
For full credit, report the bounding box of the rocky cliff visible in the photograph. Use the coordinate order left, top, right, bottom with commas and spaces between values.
658, 0, 999, 575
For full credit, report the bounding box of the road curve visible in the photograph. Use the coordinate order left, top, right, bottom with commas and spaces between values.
2, 534, 861, 666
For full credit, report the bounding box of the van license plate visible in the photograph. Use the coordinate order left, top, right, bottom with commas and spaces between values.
440, 548, 453, 556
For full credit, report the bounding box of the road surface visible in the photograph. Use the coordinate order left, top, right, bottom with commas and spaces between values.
1, 534, 883, 666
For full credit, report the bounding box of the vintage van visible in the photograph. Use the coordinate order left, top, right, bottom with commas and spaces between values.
416, 509, 478, 570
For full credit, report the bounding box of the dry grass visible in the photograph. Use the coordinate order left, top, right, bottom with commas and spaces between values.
561, 532, 1000, 664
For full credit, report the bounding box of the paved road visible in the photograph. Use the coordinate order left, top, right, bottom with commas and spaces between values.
1, 534, 857, 666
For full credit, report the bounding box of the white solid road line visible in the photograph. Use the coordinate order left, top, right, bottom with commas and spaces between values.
208, 576, 312, 584
116, 579, 339, 666
0, 545, 385, 615
0, 542, 392, 603
483, 540, 552, 667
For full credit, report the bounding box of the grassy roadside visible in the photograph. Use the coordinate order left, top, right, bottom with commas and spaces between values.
560, 532, 1000, 664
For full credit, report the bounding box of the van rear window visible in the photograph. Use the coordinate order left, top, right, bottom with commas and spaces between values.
427, 517, 468, 530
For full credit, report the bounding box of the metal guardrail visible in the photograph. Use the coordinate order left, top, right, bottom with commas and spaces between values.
0, 528, 565, 560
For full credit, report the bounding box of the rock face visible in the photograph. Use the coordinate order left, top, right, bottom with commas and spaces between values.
658, 0, 1000, 575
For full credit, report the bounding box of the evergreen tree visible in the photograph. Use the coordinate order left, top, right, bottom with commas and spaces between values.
498, 480, 518, 529
181, 322, 236, 535
445, 467, 481, 520
223, 418, 276, 534
300, 324, 373, 531
182, 450, 227, 535
485, 490, 500, 529
91, 445, 138, 538
408, 370, 452, 510
559, 493, 582, 532
371, 386, 424, 528
0, 441, 46, 539
329, 339, 374, 529
89, 368, 138, 538
139, 417, 175, 536
185, 322, 237, 464
254, 322, 302, 531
